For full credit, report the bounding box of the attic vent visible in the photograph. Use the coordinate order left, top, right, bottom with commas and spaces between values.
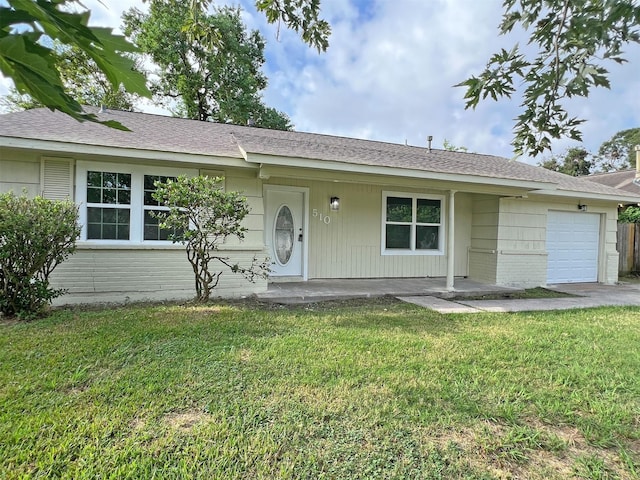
41, 157, 73, 200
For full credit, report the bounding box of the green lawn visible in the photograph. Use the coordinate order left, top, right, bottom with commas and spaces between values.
1, 299, 639, 479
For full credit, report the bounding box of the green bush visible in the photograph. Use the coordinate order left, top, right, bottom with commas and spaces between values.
618, 205, 640, 223
0, 192, 80, 319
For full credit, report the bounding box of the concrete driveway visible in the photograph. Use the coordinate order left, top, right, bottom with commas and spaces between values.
399, 282, 640, 313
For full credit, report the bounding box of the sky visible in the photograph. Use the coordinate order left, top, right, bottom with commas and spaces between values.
2, 0, 639, 165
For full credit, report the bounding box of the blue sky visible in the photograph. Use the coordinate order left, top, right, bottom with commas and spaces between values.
2, 0, 639, 165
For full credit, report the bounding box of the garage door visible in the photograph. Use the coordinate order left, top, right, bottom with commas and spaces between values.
546, 211, 600, 284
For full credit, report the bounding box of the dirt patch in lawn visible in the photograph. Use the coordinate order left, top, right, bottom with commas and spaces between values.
163, 410, 212, 432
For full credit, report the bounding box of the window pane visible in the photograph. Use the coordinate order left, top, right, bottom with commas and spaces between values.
144, 174, 157, 190
86, 207, 129, 240
386, 197, 412, 222
103, 172, 117, 188
87, 207, 101, 223
87, 223, 101, 239
87, 187, 101, 203
102, 208, 116, 223
118, 189, 131, 205
386, 224, 411, 249
417, 199, 441, 224
102, 188, 116, 204
416, 226, 439, 250
117, 173, 131, 189
102, 224, 116, 239
144, 175, 175, 206
144, 191, 157, 206
144, 208, 178, 241
117, 224, 130, 240
117, 209, 130, 223
87, 171, 102, 187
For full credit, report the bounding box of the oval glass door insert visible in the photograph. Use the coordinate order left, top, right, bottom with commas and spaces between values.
274, 205, 295, 266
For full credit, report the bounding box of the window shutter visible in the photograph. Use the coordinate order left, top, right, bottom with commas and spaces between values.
41, 157, 74, 200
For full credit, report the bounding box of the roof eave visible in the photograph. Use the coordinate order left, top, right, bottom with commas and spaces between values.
247, 152, 558, 191
532, 188, 640, 203
0, 136, 250, 169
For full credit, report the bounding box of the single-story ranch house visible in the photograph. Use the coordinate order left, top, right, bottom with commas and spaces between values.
2, 107, 639, 304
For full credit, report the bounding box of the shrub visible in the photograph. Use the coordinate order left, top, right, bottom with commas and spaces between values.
618, 205, 640, 223
0, 192, 80, 319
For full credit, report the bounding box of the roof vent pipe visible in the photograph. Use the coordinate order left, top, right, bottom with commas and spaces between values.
635, 145, 640, 186
247, 115, 255, 127
427, 135, 433, 152
99, 104, 107, 114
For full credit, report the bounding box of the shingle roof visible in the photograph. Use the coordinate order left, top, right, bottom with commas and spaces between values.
1, 107, 638, 200
586, 170, 640, 194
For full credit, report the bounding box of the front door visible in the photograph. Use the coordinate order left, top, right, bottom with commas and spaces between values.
265, 188, 306, 277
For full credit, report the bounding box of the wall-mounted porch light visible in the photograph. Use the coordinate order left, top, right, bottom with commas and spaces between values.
578, 203, 587, 212
330, 196, 340, 211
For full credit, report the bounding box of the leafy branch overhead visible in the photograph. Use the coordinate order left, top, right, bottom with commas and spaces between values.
456, 0, 640, 157
190, 0, 331, 52
0, 0, 151, 129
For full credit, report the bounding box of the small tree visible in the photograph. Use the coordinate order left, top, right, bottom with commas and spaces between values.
0, 193, 81, 318
152, 175, 270, 302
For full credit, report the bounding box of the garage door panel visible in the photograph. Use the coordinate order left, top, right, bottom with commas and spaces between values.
546, 212, 600, 284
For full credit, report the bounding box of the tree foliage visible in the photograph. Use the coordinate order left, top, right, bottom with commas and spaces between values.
1, 43, 140, 112
152, 176, 270, 302
123, 1, 292, 129
1, 0, 327, 125
0, 192, 81, 319
619, 205, 640, 223
0, 0, 150, 129
187, 0, 331, 52
538, 147, 593, 176
457, 0, 640, 157
597, 127, 640, 172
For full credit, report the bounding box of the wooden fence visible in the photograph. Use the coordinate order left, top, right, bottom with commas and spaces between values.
617, 223, 640, 275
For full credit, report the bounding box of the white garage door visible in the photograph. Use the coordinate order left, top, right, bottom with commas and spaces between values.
546, 211, 600, 284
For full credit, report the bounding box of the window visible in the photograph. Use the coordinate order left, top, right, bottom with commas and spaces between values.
143, 175, 177, 241
382, 192, 444, 254
86, 171, 131, 240
76, 162, 198, 243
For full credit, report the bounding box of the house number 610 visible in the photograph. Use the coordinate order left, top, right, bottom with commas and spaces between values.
312, 209, 331, 224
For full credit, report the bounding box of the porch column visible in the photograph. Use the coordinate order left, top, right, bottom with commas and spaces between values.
446, 190, 457, 291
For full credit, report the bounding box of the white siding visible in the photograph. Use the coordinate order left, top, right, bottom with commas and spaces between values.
468, 195, 499, 284
0, 150, 42, 196
265, 178, 472, 279
51, 247, 267, 305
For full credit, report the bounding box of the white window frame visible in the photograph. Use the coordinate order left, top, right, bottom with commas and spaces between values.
381, 191, 445, 256
76, 161, 198, 244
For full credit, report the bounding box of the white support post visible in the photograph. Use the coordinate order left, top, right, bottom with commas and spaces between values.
446, 190, 456, 291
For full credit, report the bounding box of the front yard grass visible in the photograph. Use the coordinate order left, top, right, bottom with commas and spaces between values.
1, 299, 638, 479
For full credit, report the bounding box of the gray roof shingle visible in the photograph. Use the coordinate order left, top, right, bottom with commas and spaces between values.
1, 107, 638, 199
586, 170, 640, 194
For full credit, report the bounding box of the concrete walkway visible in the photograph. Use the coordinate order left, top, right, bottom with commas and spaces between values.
399, 282, 640, 313
258, 278, 640, 313
258, 278, 517, 304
